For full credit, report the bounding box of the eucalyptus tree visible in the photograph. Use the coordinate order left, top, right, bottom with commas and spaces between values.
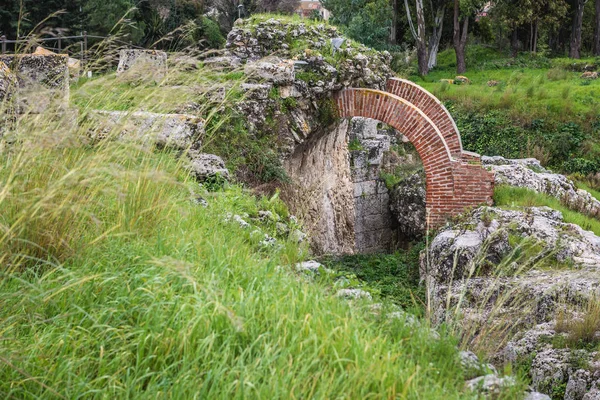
404, 0, 447, 75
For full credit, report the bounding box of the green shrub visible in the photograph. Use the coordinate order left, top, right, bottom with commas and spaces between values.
563, 158, 599, 175
200, 17, 226, 49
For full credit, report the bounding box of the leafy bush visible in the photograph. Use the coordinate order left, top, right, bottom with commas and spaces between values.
563, 158, 599, 176
452, 108, 527, 158
200, 16, 226, 49
320, 244, 426, 311
544, 122, 585, 163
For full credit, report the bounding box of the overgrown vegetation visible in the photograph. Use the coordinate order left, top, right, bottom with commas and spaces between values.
320, 243, 426, 312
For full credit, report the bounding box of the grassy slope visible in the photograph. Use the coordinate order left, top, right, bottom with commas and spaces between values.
0, 54, 527, 397
0, 137, 481, 398
417, 66, 600, 124
412, 46, 600, 125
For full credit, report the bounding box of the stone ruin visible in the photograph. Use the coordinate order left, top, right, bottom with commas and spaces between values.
117, 49, 168, 82
0, 53, 69, 113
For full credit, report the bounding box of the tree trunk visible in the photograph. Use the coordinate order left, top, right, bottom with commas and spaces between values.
569, 0, 587, 59
427, 4, 445, 70
391, 0, 398, 45
533, 20, 539, 54
453, 0, 468, 74
416, 0, 429, 75
510, 27, 519, 57
594, 0, 600, 55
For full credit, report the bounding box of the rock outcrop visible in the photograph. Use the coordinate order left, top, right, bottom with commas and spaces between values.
502, 322, 600, 398
484, 156, 600, 218
424, 202, 600, 399
225, 17, 392, 91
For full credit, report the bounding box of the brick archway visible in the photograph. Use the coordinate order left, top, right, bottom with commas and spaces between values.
335, 88, 494, 228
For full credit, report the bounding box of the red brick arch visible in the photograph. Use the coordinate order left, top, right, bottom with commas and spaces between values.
335, 88, 494, 228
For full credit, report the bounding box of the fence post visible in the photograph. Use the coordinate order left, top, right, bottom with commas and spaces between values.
58, 36, 62, 52
1, 36, 6, 54
83, 31, 88, 70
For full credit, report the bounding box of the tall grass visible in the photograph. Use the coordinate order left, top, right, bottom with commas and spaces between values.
0, 122, 481, 399
0, 48, 518, 398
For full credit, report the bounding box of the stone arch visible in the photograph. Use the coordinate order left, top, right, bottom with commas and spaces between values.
335, 88, 494, 228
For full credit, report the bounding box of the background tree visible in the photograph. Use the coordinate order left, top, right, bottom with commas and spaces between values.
322, 0, 393, 49
404, 0, 447, 75
594, 0, 600, 55
453, 0, 469, 73
569, 0, 588, 58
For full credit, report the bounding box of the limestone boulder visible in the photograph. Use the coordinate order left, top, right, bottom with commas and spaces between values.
244, 57, 294, 85
88, 110, 204, 150
188, 153, 230, 182
483, 155, 600, 218
581, 71, 598, 80
117, 49, 168, 81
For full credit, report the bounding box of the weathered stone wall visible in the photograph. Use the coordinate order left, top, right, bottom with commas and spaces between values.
283, 120, 355, 255
348, 117, 395, 253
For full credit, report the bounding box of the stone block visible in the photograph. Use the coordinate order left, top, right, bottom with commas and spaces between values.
355, 229, 392, 253
117, 49, 167, 81
244, 57, 294, 85
354, 180, 377, 197
188, 153, 230, 182
87, 110, 204, 150
0, 54, 69, 113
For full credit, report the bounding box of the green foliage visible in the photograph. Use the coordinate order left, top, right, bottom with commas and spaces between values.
320, 243, 426, 311
281, 96, 298, 111
344, 0, 392, 50
555, 301, 600, 351
316, 97, 339, 127
199, 16, 226, 49
452, 108, 527, 159
563, 158, 599, 176
0, 106, 503, 400
547, 68, 568, 81
295, 71, 323, 83
348, 138, 364, 151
